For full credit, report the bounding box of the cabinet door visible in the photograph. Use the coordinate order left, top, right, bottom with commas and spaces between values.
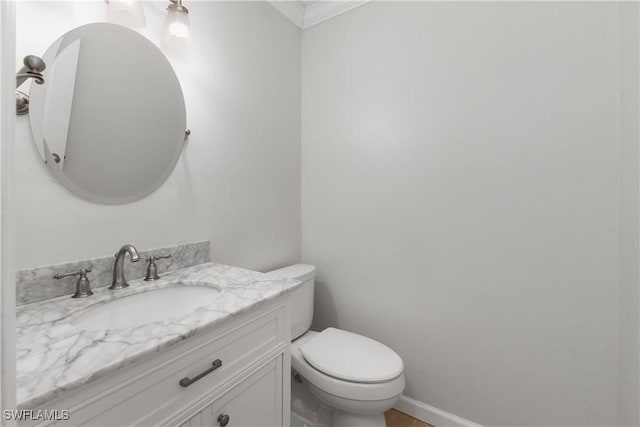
180, 356, 283, 427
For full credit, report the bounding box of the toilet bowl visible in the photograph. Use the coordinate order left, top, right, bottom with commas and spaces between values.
292, 329, 405, 426
267, 264, 405, 427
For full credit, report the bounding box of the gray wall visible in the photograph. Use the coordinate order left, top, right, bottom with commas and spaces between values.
15, 1, 301, 272
617, 2, 639, 425
302, 2, 622, 425
14, 1, 638, 424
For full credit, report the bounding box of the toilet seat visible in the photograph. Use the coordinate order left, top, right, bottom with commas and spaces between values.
300, 328, 404, 383
291, 330, 405, 402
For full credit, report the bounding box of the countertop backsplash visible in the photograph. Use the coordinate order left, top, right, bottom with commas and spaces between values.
16, 241, 210, 305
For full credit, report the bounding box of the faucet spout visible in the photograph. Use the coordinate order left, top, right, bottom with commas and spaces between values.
109, 244, 140, 290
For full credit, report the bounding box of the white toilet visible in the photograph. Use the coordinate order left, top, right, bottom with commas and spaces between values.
267, 264, 405, 427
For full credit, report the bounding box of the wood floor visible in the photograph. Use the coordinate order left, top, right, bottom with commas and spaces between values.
385, 409, 434, 427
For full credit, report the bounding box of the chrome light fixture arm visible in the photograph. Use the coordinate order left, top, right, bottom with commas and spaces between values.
16, 55, 46, 115
168, 0, 189, 14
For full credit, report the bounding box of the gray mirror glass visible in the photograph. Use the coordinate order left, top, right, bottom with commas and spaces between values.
29, 23, 186, 204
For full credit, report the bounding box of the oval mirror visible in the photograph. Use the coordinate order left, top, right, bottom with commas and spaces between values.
29, 23, 186, 204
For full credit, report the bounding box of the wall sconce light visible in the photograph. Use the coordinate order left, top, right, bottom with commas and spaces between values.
15, 55, 46, 115
163, 0, 190, 49
107, 0, 146, 28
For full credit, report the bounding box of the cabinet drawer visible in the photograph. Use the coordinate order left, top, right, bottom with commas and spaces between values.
178, 356, 282, 427
57, 306, 285, 427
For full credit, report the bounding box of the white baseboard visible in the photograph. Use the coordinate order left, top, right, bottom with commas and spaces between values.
394, 395, 483, 427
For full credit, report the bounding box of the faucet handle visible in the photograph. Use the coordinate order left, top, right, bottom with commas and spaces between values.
54, 267, 93, 298
144, 255, 172, 281
53, 267, 92, 280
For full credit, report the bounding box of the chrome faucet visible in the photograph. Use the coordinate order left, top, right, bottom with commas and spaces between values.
109, 244, 140, 290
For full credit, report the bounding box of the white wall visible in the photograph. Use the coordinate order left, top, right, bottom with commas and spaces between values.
302, 2, 621, 425
15, 1, 301, 271
1, 0, 17, 415
617, 2, 639, 425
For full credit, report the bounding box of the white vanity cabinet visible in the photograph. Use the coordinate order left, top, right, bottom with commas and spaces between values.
23, 297, 291, 427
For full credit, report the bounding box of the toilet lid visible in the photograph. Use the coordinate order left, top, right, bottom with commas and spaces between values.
300, 328, 404, 383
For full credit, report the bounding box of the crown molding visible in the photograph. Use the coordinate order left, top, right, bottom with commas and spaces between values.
268, 1, 305, 29
303, 0, 371, 29
268, 1, 372, 30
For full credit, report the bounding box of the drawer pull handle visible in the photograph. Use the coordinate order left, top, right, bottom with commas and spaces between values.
217, 414, 230, 426
179, 359, 222, 387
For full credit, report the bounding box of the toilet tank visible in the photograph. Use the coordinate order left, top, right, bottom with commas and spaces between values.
266, 264, 316, 340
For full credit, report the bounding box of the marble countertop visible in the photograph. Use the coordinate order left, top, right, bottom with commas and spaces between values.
16, 262, 301, 409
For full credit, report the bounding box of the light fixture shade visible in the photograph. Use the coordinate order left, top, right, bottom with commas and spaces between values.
108, 0, 145, 28
163, 5, 190, 49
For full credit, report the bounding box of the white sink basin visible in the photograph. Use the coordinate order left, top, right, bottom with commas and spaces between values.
71, 285, 222, 331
